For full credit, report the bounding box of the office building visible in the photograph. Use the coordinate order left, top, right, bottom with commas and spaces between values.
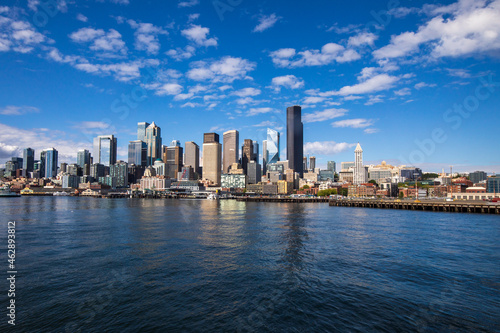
77, 149, 91, 168
137, 122, 150, 141
252, 141, 259, 162
39, 148, 58, 178
470, 171, 487, 184
203, 133, 222, 186
185, 141, 200, 175
110, 161, 128, 187
145, 122, 162, 166
400, 167, 423, 180
309, 156, 316, 171
487, 175, 500, 193
62, 175, 80, 189
247, 161, 261, 184
241, 139, 254, 174
23, 148, 35, 173
341, 162, 355, 171
204, 133, 219, 144
221, 174, 246, 189
128, 140, 147, 167
266, 128, 280, 171
262, 140, 268, 174
327, 161, 336, 173
353, 143, 366, 185
303, 157, 308, 172
90, 163, 105, 180
60, 163, 68, 173
223, 130, 239, 173
287, 105, 303, 177
93, 135, 117, 167
164, 142, 183, 179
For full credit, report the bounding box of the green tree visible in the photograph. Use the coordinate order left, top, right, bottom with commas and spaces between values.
302, 185, 310, 190
398, 192, 404, 199
369, 180, 378, 186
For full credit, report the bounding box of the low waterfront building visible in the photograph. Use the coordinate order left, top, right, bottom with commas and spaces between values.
221, 174, 246, 189
277, 180, 293, 195
247, 183, 264, 194
139, 176, 171, 191
262, 184, 278, 195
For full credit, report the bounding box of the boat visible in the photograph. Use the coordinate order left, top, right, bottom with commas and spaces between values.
0, 186, 21, 197
53, 191, 70, 196
207, 192, 219, 200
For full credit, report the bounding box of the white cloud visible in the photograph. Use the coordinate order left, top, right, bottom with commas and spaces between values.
348, 32, 378, 47
69, 27, 127, 57
155, 83, 183, 96
394, 88, 411, 96
178, 0, 199, 7
253, 14, 281, 33
0, 105, 40, 116
303, 108, 347, 123
0, 15, 47, 53
414, 82, 437, 89
187, 56, 256, 83
253, 120, 276, 127
181, 25, 217, 47
335, 74, 399, 96
247, 107, 276, 116
76, 14, 88, 22
303, 96, 325, 104
166, 46, 196, 61
331, 118, 374, 128
127, 20, 168, 55
364, 128, 380, 134
304, 141, 356, 155
364, 95, 384, 105
0, 123, 92, 165
232, 87, 261, 97
270, 43, 360, 68
271, 75, 304, 91
373, 0, 500, 59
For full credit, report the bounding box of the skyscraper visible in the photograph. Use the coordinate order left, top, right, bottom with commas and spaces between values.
262, 140, 268, 174
185, 141, 200, 175
93, 135, 117, 166
327, 161, 336, 173
252, 141, 259, 162
145, 122, 162, 166
128, 141, 147, 166
23, 148, 35, 173
202, 133, 222, 185
223, 130, 239, 173
164, 142, 183, 179
40, 148, 58, 178
266, 128, 280, 165
110, 161, 128, 187
310, 156, 316, 171
353, 143, 366, 184
137, 122, 150, 141
77, 149, 91, 168
303, 157, 308, 172
287, 106, 303, 176
241, 139, 254, 174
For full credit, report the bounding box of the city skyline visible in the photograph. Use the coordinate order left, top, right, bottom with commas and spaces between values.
0, 0, 499, 172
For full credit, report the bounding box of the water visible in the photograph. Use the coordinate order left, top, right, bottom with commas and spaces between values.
0, 197, 499, 332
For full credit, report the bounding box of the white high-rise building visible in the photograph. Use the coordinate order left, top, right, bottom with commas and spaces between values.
353, 143, 366, 184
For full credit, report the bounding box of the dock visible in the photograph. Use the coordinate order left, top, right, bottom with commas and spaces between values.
236, 197, 330, 203
329, 199, 500, 214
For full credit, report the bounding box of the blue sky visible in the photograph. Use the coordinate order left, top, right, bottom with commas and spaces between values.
0, 0, 499, 172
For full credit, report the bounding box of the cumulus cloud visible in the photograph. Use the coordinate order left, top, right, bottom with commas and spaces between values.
348, 32, 378, 47
270, 43, 360, 68
304, 141, 356, 155
253, 14, 281, 33
166, 46, 196, 61
303, 108, 347, 123
187, 56, 256, 83
394, 88, 411, 96
271, 75, 304, 91
181, 25, 217, 47
373, 0, 500, 60
127, 20, 168, 55
414, 82, 437, 89
0, 14, 47, 53
69, 27, 127, 57
76, 14, 88, 22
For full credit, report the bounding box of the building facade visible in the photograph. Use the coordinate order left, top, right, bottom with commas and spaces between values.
223, 130, 239, 173
185, 141, 200, 175
93, 135, 117, 167
145, 122, 162, 166
202, 133, 222, 186
286, 105, 303, 177
40, 148, 58, 178
128, 141, 147, 167
353, 143, 366, 185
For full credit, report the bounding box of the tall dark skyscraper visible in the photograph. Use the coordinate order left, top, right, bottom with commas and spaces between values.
23, 148, 35, 173
241, 139, 254, 174
287, 105, 303, 176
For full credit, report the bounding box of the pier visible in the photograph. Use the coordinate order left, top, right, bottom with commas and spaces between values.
329, 199, 500, 214
236, 197, 330, 203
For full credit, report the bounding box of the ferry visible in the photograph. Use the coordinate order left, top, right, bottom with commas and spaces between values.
0, 186, 21, 197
